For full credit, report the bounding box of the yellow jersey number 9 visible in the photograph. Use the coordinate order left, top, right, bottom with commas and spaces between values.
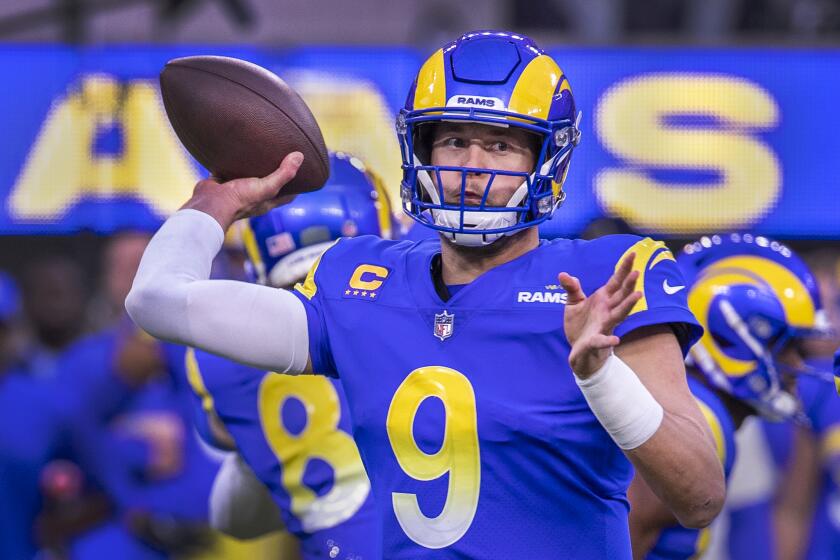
386, 366, 481, 549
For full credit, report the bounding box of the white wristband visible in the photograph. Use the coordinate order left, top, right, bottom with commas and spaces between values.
575, 353, 664, 450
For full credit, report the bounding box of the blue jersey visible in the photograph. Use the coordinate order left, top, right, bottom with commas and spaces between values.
0, 329, 151, 560
647, 376, 737, 560
181, 348, 381, 559
293, 234, 701, 558
60, 333, 219, 522
727, 366, 838, 560
0, 370, 67, 559
799, 374, 840, 560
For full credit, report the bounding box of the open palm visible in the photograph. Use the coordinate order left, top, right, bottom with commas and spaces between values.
558, 253, 641, 379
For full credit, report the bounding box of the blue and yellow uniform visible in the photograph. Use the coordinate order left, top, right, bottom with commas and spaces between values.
646, 376, 737, 559
673, 234, 831, 560
293, 234, 701, 558
798, 373, 840, 560
181, 347, 381, 559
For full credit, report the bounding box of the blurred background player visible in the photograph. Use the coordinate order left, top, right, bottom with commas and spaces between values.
36, 230, 218, 559
724, 336, 840, 560
772, 360, 840, 560
179, 152, 391, 559
0, 270, 63, 560
710, 245, 840, 560
628, 233, 832, 560
20, 255, 89, 379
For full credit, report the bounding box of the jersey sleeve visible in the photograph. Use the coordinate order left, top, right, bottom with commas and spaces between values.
291, 239, 341, 377
609, 237, 703, 355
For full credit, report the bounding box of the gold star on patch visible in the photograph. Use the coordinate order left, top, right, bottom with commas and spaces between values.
361, 291, 367, 296
353, 290, 359, 295
370, 292, 377, 298
345, 289, 351, 295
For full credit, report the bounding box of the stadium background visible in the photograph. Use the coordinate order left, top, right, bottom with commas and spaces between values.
1, 1, 839, 559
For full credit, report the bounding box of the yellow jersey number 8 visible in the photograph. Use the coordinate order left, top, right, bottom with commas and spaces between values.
258, 374, 370, 533
386, 366, 481, 549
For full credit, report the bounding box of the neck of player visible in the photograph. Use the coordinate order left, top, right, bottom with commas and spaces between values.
439, 227, 539, 286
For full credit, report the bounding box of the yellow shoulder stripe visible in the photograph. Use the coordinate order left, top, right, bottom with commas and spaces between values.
185, 347, 215, 414
614, 237, 675, 315
293, 239, 339, 300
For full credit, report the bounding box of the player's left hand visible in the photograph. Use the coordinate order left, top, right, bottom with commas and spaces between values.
558, 253, 642, 380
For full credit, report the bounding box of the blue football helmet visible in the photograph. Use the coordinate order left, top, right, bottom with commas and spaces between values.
241, 152, 394, 288
679, 234, 832, 421
834, 348, 840, 395
398, 30, 580, 246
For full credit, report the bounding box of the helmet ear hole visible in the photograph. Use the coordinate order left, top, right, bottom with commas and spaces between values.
712, 333, 736, 349
413, 123, 436, 165
525, 132, 542, 168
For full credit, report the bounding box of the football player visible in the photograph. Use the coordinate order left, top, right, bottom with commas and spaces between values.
780, 369, 840, 560
177, 152, 388, 559
806, 349, 840, 557
728, 348, 840, 560
56, 233, 220, 558
127, 31, 724, 558
628, 234, 832, 559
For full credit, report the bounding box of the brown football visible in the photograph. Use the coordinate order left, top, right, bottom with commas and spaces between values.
160, 55, 329, 194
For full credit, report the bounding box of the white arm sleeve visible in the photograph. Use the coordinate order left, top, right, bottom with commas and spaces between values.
209, 452, 285, 539
125, 209, 309, 374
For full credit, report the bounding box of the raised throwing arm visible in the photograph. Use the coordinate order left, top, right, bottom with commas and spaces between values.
126, 152, 311, 374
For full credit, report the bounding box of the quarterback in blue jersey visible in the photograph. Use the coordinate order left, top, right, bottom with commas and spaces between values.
128, 31, 724, 558
179, 152, 386, 560
628, 234, 832, 560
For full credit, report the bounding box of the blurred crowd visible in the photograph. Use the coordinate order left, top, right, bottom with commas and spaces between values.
512, 0, 840, 42
0, 231, 286, 560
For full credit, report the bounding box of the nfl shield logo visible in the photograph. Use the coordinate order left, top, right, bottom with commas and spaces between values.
433, 310, 454, 341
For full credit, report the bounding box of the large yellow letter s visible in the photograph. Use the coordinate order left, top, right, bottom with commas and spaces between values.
595, 73, 781, 234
